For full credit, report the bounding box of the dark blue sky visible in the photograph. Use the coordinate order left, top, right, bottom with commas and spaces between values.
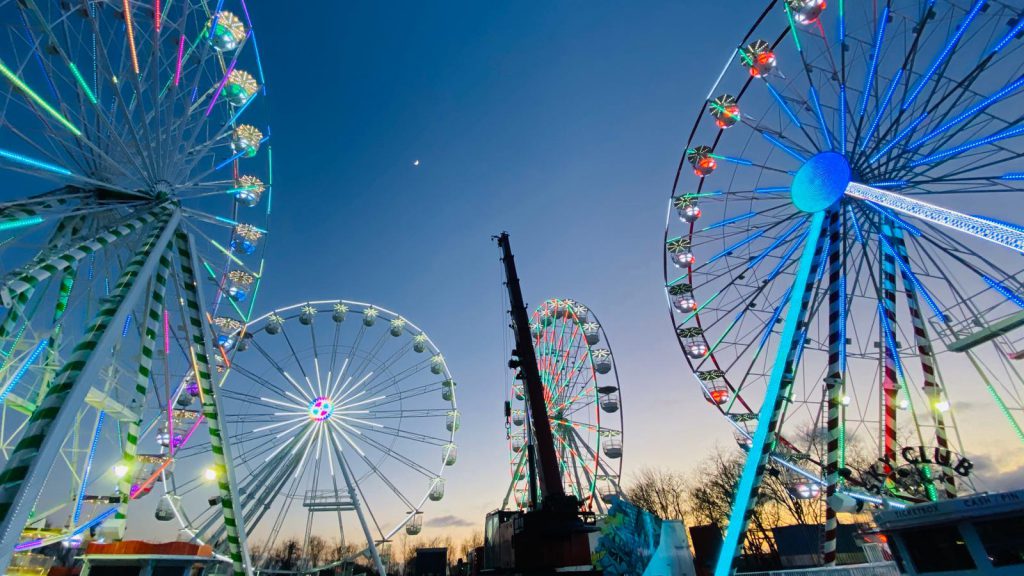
248, 1, 743, 530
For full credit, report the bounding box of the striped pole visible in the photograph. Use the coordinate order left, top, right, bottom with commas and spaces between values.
201, 432, 305, 544
0, 195, 72, 226
174, 230, 251, 576
0, 208, 179, 574
1, 210, 163, 308
890, 228, 956, 498
715, 212, 828, 576
879, 222, 899, 462
823, 209, 843, 566
116, 245, 172, 529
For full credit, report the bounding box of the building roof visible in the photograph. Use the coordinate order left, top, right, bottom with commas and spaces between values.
873, 489, 1024, 531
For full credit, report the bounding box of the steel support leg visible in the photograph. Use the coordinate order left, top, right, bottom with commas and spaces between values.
175, 230, 253, 576
715, 211, 827, 576
329, 432, 387, 576
0, 208, 179, 573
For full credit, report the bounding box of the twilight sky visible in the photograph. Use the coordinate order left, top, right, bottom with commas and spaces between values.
242, 0, 1024, 540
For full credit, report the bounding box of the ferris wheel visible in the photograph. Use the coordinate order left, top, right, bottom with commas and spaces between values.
504, 298, 623, 515
0, 1, 271, 574
663, 0, 1024, 573
160, 300, 459, 575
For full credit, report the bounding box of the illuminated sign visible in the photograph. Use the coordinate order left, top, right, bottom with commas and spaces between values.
858, 445, 972, 497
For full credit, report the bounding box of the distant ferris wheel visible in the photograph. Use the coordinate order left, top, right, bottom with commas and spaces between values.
163, 300, 459, 575
504, 298, 623, 515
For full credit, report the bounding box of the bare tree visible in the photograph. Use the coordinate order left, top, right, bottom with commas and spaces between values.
623, 467, 688, 520
684, 446, 780, 558
455, 531, 483, 562
306, 535, 328, 567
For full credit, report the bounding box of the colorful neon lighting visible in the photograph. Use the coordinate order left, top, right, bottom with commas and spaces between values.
708, 231, 766, 264
991, 18, 1024, 54
239, 0, 266, 83
0, 61, 81, 136
122, 0, 139, 74
174, 35, 185, 86
839, 84, 848, 155
912, 123, 1024, 166
214, 216, 267, 234
226, 90, 258, 127
982, 276, 1024, 309
205, 62, 237, 117
73, 412, 105, 523
815, 234, 830, 283
867, 180, 908, 188
859, 7, 888, 117
762, 132, 807, 162
869, 113, 927, 163
877, 302, 904, 380
715, 211, 827, 576
164, 310, 171, 355
839, 273, 848, 373
860, 69, 903, 151
14, 539, 44, 551
709, 153, 753, 166
783, 3, 803, 52
861, 201, 921, 236
0, 338, 49, 404
748, 218, 807, 270
838, 0, 845, 42
810, 87, 832, 149
68, 63, 98, 104
903, 0, 986, 110
755, 286, 792, 357
765, 81, 802, 128
879, 234, 946, 321
767, 229, 810, 281
308, 396, 335, 422
209, 0, 226, 41
702, 212, 756, 232
911, 76, 1024, 149
0, 215, 44, 232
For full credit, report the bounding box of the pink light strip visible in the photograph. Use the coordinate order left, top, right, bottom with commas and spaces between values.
173, 35, 185, 86
179, 414, 206, 447
163, 309, 171, 354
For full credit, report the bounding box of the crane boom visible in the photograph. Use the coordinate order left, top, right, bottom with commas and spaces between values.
496, 232, 565, 503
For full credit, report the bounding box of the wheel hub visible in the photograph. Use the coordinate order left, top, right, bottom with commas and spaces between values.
790, 152, 850, 213
308, 396, 335, 422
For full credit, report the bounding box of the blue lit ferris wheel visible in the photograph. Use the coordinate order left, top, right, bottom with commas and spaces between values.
663, 1, 1024, 573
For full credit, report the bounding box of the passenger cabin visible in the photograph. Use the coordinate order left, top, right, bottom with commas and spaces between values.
873, 489, 1024, 575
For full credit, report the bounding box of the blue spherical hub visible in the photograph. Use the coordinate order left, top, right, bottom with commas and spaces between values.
790, 152, 850, 213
